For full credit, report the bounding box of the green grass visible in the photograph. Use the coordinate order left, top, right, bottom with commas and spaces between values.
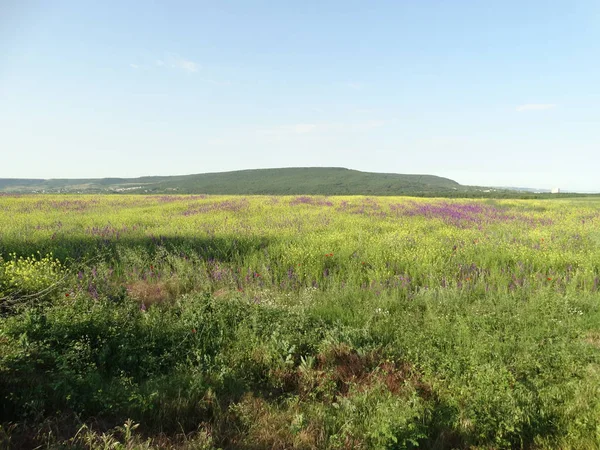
1, 195, 600, 449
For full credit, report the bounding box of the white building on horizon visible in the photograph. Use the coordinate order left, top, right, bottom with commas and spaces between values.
551, 187, 560, 194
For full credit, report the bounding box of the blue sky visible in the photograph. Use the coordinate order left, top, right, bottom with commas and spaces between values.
1, 1, 599, 191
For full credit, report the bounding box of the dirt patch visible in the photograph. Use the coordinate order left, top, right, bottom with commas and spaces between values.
212, 287, 233, 299
126, 280, 173, 306
584, 331, 600, 348
270, 344, 430, 401
317, 344, 377, 395
315, 344, 425, 398
225, 394, 318, 450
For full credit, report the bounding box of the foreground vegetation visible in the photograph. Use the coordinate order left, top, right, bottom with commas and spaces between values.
1, 194, 600, 449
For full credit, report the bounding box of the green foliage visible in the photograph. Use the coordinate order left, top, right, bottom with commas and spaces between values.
1, 195, 600, 448
0, 167, 466, 196
0, 252, 64, 301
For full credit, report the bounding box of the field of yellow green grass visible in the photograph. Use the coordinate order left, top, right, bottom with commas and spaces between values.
1, 194, 600, 449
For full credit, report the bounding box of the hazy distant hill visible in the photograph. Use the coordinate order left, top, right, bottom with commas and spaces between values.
0, 167, 474, 195
495, 186, 551, 193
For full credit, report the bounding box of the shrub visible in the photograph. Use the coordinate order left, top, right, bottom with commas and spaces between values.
0, 252, 65, 312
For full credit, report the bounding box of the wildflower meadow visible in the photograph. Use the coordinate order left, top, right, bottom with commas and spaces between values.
1, 194, 599, 449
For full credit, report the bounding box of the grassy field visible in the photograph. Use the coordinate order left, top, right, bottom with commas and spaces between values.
1, 194, 600, 449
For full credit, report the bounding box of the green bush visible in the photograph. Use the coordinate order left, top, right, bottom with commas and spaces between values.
0, 252, 64, 299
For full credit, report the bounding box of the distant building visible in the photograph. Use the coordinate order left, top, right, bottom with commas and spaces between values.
551, 187, 560, 194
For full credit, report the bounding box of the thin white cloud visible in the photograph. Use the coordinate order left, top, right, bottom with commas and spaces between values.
257, 120, 387, 136
137, 55, 228, 84
291, 124, 318, 133
414, 135, 473, 146
357, 120, 386, 130
258, 123, 318, 136
155, 54, 199, 73
207, 138, 228, 146
516, 104, 557, 112
172, 58, 199, 73
345, 82, 363, 89
198, 78, 231, 86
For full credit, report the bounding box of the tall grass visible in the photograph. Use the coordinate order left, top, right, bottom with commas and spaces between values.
1, 195, 599, 449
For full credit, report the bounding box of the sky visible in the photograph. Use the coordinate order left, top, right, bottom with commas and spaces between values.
1, 1, 599, 191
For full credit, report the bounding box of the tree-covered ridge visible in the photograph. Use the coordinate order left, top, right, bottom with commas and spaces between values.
1, 167, 470, 195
